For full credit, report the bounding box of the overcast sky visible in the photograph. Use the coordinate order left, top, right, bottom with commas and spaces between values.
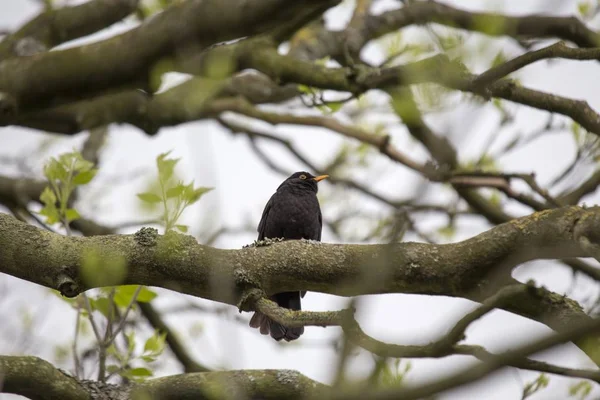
2, 1, 600, 399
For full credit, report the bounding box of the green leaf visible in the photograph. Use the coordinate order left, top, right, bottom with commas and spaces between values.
166, 184, 185, 198
43, 159, 68, 181
491, 50, 506, 68
38, 205, 60, 225
136, 286, 158, 303
297, 84, 312, 95
114, 285, 156, 307
65, 208, 81, 222
121, 367, 153, 379
569, 380, 592, 399
137, 193, 162, 204
90, 297, 112, 319
74, 158, 94, 173
314, 56, 330, 66
126, 331, 136, 354
144, 331, 167, 355
106, 365, 121, 374
73, 170, 97, 185
324, 101, 344, 113
188, 187, 213, 204
437, 225, 456, 239
156, 152, 178, 182
175, 224, 188, 233
149, 58, 175, 92
40, 186, 57, 205
578, 1, 591, 17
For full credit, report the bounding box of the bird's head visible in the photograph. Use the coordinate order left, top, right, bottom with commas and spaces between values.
278, 171, 329, 192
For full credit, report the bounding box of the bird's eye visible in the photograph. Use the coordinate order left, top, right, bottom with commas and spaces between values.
299, 174, 307, 180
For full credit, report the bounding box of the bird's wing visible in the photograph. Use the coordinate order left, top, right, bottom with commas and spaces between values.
317, 207, 322, 241
257, 195, 274, 240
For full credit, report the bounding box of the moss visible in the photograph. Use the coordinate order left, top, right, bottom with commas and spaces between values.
242, 237, 285, 248
134, 227, 158, 247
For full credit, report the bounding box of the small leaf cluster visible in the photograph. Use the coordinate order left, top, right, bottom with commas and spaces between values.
376, 359, 412, 387
137, 152, 213, 232
522, 373, 549, 399
570, 380, 593, 400
107, 328, 167, 382
87, 286, 157, 320
86, 286, 164, 382
39, 151, 97, 225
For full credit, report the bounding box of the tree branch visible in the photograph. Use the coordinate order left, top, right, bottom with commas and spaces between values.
473, 41, 600, 87
0, 355, 325, 400
251, 285, 600, 385
354, 316, 600, 400
0, 0, 338, 110
133, 369, 325, 400
0, 206, 598, 346
0, 0, 139, 59
0, 355, 89, 400
369, 1, 600, 50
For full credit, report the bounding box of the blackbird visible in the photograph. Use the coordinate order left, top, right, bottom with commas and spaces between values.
249, 171, 328, 341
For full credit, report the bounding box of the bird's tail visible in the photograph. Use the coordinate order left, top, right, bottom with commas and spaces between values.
249, 291, 304, 341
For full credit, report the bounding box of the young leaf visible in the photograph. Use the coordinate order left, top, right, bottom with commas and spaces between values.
166, 184, 185, 198
189, 187, 213, 203
156, 152, 178, 182
114, 285, 156, 307
136, 286, 158, 303
144, 331, 167, 355
175, 224, 188, 233
90, 297, 112, 319
73, 156, 94, 173
38, 205, 60, 225
137, 193, 162, 203
120, 367, 153, 381
65, 208, 81, 222
40, 186, 57, 205
325, 101, 344, 113
106, 365, 121, 374
44, 159, 68, 182
73, 170, 97, 185
126, 331, 136, 354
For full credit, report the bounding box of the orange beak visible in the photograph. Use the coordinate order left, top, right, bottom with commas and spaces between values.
313, 174, 329, 182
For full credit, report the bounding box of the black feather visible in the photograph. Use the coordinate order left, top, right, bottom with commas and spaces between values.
250, 171, 324, 341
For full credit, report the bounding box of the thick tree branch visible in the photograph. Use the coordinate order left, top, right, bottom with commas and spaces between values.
133, 369, 325, 400
0, 0, 139, 59
0, 355, 89, 400
0, 0, 337, 110
15, 46, 600, 142
0, 355, 325, 400
0, 206, 597, 338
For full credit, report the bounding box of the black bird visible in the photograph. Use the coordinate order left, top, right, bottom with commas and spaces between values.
249, 171, 328, 341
